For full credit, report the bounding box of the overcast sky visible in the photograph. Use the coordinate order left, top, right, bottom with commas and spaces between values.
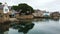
0, 0, 60, 12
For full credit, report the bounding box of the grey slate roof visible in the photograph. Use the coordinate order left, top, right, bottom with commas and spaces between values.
0, 5, 4, 10
0, 5, 11, 10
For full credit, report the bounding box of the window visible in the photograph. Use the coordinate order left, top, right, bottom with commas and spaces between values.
5, 9, 8, 12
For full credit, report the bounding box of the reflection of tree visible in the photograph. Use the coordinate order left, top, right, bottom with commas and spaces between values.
10, 21, 34, 34
18, 23, 34, 34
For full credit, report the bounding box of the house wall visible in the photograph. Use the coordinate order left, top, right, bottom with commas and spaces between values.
32, 11, 44, 17
0, 10, 11, 22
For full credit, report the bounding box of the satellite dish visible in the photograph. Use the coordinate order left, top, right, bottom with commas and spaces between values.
3, 2, 9, 14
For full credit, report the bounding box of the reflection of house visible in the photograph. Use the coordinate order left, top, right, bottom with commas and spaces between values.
0, 23, 10, 34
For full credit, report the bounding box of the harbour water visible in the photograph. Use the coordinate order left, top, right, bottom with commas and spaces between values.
0, 18, 60, 34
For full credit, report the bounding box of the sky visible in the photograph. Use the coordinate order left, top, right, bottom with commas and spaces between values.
0, 0, 60, 12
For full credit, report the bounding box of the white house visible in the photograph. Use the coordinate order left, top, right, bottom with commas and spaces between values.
3, 3, 9, 14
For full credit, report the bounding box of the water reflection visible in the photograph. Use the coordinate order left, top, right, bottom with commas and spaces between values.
51, 19, 59, 21
10, 20, 34, 34
0, 23, 10, 34
0, 18, 60, 34
33, 18, 59, 22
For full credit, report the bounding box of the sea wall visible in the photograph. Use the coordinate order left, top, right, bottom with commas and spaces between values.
16, 15, 34, 19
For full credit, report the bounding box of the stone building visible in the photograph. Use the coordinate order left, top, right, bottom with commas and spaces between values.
0, 3, 12, 22
33, 10, 50, 18
33, 9, 44, 18
50, 12, 60, 19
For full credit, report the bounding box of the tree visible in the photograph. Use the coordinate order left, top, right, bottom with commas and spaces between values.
0, 2, 2, 5
11, 3, 34, 15
11, 6, 19, 11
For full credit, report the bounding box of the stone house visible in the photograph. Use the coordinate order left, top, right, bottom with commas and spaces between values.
0, 5, 12, 22
50, 12, 60, 19
33, 10, 50, 18
33, 10, 44, 18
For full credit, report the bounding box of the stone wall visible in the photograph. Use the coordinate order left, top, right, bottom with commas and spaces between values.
16, 15, 34, 19
0, 10, 10, 23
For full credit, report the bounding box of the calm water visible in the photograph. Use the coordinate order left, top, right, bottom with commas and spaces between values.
1, 19, 60, 34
